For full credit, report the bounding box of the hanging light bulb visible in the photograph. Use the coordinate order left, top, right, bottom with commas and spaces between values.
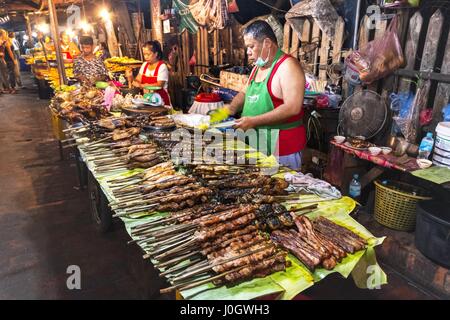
80, 20, 92, 33
36, 23, 50, 34
99, 8, 111, 21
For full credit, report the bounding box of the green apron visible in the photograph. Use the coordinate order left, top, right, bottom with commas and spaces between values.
242, 49, 302, 155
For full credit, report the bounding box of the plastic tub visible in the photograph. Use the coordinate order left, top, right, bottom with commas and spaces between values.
415, 200, 450, 268
433, 122, 450, 168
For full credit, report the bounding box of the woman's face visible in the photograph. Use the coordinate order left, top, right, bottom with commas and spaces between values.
143, 46, 158, 63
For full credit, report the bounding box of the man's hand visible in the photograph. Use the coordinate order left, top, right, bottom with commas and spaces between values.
234, 117, 256, 131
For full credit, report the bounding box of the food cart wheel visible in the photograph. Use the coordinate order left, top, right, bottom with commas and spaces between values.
88, 172, 112, 233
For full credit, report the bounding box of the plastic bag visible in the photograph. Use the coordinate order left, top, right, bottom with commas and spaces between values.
348, 16, 404, 84
390, 91, 414, 138
442, 104, 450, 121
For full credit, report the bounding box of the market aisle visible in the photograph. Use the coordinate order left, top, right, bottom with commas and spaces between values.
0, 75, 140, 299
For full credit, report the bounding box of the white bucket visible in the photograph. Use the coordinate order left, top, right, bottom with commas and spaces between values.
433, 122, 450, 168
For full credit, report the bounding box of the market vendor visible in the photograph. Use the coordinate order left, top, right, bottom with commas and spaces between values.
73, 36, 109, 85
127, 41, 171, 106
224, 21, 306, 170
60, 31, 80, 61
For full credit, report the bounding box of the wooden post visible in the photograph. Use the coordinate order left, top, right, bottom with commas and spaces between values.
290, 30, 300, 59
319, 30, 329, 80
203, 28, 209, 74
182, 31, 190, 79
104, 18, 120, 57
150, 0, 163, 48
332, 17, 345, 85
419, 10, 444, 109
398, 12, 423, 93
48, 0, 67, 85
24, 14, 33, 48
196, 31, 201, 75
283, 23, 291, 53
368, 19, 388, 92
229, 28, 233, 65
311, 22, 320, 76
431, 31, 450, 129
213, 29, 219, 66
358, 15, 370, 49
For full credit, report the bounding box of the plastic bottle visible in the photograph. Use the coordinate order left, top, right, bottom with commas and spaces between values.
417, 132, 434, 160
349, 174, 361, 200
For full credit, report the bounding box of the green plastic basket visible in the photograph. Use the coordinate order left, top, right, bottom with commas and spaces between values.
374, 180, 432, 231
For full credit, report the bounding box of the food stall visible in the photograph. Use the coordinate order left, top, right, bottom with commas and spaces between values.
44, 0, 449, 299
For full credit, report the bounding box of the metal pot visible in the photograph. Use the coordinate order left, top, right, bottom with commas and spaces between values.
394, 138, 409, 157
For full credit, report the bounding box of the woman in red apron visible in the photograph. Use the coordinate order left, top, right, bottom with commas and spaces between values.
129, 41, 171, 106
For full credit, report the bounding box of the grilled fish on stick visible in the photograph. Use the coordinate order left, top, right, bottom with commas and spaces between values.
112, 127, 141, 141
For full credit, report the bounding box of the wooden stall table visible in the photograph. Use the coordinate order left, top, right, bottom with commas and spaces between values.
325, 140, 450, 198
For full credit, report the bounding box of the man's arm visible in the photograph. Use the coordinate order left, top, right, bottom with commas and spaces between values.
235, 58, 305, 130
226, 91, 246, 115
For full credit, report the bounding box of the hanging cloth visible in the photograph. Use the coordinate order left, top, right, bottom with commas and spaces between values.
173, 0, 199, 34
189, 0, 229, 31
208, 0, 230, 31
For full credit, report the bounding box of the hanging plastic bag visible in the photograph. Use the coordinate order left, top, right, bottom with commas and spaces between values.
420, 109, 433, 126
348, 16, 404, 84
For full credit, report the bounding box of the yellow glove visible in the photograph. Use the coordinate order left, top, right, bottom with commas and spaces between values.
209, 107, 230, 124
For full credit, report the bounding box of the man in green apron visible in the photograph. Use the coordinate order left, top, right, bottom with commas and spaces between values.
222, 20, 307, 170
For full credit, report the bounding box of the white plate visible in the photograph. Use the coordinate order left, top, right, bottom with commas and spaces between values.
131, 99, 162, 107
211, 120, 236, 129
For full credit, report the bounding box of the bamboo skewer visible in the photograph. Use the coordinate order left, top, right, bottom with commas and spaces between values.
154, 238, 198, 261
148, 236, 195, 257
84, 136, 112, 147
160, 257, 204, 277
146, 229, 195, 248
171, 244, 273, 283
160, 266, 245, 294
112, 204, 159, 218
156, 251, 201, 270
